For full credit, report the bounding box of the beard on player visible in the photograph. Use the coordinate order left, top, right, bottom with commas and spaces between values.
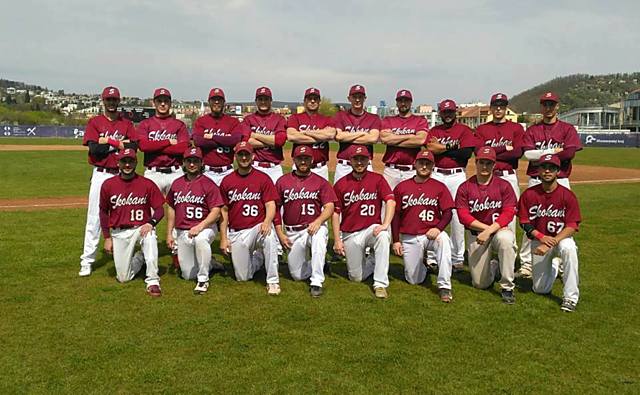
540, 164, 559, 185
440, 109, 456, 126
414, 159, 434, 181
209, 97, 225, 117
397, 98, 412, 116
293, 154, 312, 176
103, 97, 120, 115
118, 157, 137, 179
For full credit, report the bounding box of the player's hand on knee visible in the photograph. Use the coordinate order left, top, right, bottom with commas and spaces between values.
307, 220, 321, 236
188, 224, 203, 238
259, 222, 272, 236
104, 238, 113, 255
476, 229, 492, 245
392, 242, 403, 256
425, 228, 441, 240
139, 223, 153, 237
540, 235, 556, 248
533, 244, 550, 256
373, 224, 388, 237
333, 240, 345, 256
219, 238, 230, 256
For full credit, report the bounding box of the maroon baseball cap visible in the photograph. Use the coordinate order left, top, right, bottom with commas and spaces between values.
208, 87, 225, 100
414, 150, 435, 163
349, 84, 366, 96
475, 146, 497, 162
348, 144, 369, 158
183, 147, 203, 160
396, 89, 413, 100
538, 153, 561, 167
438, 99, 457, 112
101, 86, 120, 100
234, 141, 254, 155
116, 148, 137, 160
255, 86, 272, 99
292, 145, 313, 158
540, 92, 559, 103
304, 87, 321, 98
490, 93, 508, 105
153, 88, 171, 99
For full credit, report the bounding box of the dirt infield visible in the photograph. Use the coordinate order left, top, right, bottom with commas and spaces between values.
1, 144, 639, 211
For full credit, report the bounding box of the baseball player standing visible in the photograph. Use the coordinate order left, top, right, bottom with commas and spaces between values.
518, 154, 582, 312
166, 147, 224, 294
391, 150, 455, 302
79, 86, 138, 277
518, 92, 583, 278
275, 146, 337, 297
240, 86, 287, 183
333, 85, 381, 182
137, 88, 190, 195
219, 142, 281, 295
286, 87, 336, 181
380, 89, 429, 190
332, 144, 396, 299
99, 148, 165, 296
192, 88, 245, 186
426, 99, 478, 271
455, 147, 518, 304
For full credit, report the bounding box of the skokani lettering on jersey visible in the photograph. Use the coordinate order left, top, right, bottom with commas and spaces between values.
469, 197, 503, 213
148, 130, 177, 141
535, 140, 564, 150
392, 127, 417, 135
528, 204, 566, 219
228, 188, 262, 203
438, 136, 460, 146
484, 136, 513, 147
283, 187, 320, 203
343, 189, 378, 206
110, 193, 148, 208
173, 190, 206, 205
401, 194, 439, 209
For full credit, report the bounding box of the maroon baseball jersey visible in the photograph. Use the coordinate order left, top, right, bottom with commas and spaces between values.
392, 177, 454, 235
428, 123, 478, 168
475, 121, 525, 171
276, 172, 337, 226
220, 169, 279, 230
99, 174, 165, 237
333, 171, 394, 232
137, 116, 190, 167
83, 114, 137, 169
286, 112, 335, 164
521, 120, 582, 178
238, 112, 287, 164
167, 174, 224, 230
519, 184, 581, 237
333, 110, 382, 160
192, 114, 245, 167
455, 175, 517, 226
381, 114, 429, 165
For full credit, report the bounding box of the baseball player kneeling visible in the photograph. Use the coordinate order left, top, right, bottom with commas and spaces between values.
166, 147, 225, 294
518, 154, 581, 312
391, 150, 455, 303
332, 144, 396, 299
219, 142, 282, 295
455, 147, 518, 304
99, 148, 165, 297
275, 146, 337, 297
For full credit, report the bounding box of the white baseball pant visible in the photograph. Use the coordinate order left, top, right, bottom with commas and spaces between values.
293, 163, 329, 181
144, 167, 184, 195
519, 177, 571, 271
496, 170, 520, 236
431, 168, 467, 265
176, 227, 216, 282
531, 237, 579, 303
285, 225, 328, 287
110, 227, 160, 286
342, 224, 391, 289
400, 232, 453, 289
383, 166, 416, 191
80, 168, 116, 269
228, 223, 279, 284
333, 161, 373, 183
252, 163, 284, 184
204, 166, 234, 187
467, 229, 516, 291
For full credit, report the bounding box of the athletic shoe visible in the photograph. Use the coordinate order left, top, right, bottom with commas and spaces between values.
501, 289, 515, 305
78, 265, 92, 277
439, 288, 453, 303
516, 264, 532, 279
267, 283, 281, 296
310, 285, 323, 298
561, 299, 577, 312
210, 257, 225, 273
374, 287, 388, 299
452, 263, 464, 273
146, 284, 162, 297
193, 281, 209, 294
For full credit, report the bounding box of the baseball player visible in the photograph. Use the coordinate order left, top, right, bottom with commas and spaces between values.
518, 154, 581, 312
274, 146, 337, 297
166, 147, 224, 294
333, 84, 381, 182
332, 144, 396, 299
518, 92, 583, 278
391, 150, 455, 302
425, 99, 478, 271
99, 148, 165, 296
286, 87, 336, 180
137, 88, 190, 194
79, 86, 138, 277
219, 142, 281, 295
240, 86, 287, 183
455, 147, 518, 304
192, 87, 245, 186
380, 89, 429, 190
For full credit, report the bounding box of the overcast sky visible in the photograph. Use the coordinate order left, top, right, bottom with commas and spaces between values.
2, 0, 639, 106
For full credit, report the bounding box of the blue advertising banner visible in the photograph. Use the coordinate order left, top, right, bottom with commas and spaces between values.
1, 125, 86, 139
579, 132, 639, 147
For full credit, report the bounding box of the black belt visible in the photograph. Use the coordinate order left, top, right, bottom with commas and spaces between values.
313, 161, 327, 168
385, 163, 413, 172
494, 169, 515, 176
435, 167, 464, 175
205, 164, 232, 173
148, 165, 180, 174
96, 166, 118, 174
337, 159, 350, 165
285, 224, 308, 232
254, 161, 277, 168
